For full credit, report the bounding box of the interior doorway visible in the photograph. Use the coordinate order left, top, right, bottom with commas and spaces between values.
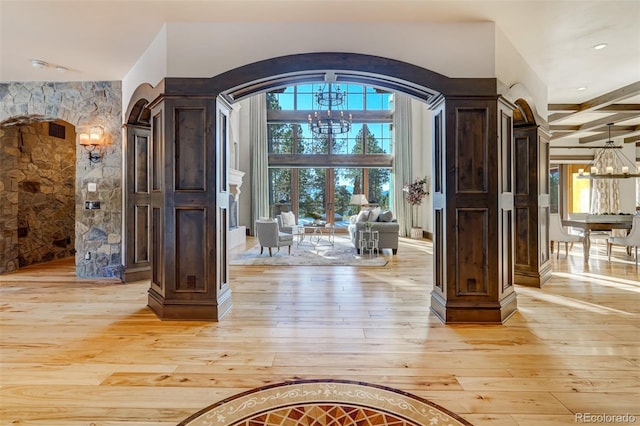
0, 119, 76, 273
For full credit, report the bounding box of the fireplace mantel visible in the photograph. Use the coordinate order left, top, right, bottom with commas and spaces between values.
228, 169, 246, 249
230, 169, 245, 196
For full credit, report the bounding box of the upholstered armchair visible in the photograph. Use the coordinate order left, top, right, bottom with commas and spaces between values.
275, 211, 298, 234
549, 213, 583, 259
255, 220, 293, 256
607, 215, 640, 268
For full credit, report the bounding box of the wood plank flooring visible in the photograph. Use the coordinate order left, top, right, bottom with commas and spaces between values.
1, 237, 638, 425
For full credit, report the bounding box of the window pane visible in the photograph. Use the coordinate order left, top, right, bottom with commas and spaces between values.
549, 164, 559, 214
268, 123, 294, 154
367, 168, 392, 209
365, 123, 391, 154
298, 168, 326, 225
365, 87, 387, 110
335, 168, 363, 227
569, 164, 591, 213
298, 132, 329, 154
269, 168, 292, 215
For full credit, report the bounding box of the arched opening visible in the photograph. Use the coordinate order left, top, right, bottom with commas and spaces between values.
122, 84, 154, 283
512, 98, 552, 287
0, 81, 124, 279
128, 52, 517, 323
0, 117, 76, 272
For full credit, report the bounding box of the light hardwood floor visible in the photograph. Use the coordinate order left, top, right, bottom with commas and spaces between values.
1, 237, 638, 425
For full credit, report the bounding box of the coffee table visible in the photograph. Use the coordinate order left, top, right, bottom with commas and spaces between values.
299, 224, 335, 247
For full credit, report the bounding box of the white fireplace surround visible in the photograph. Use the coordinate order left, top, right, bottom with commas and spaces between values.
229, 168, 246, 249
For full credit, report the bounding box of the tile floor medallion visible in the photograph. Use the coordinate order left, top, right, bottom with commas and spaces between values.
178, 379, 472, 426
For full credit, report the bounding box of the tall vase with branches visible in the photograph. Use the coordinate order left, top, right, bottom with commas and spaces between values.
403, 176, 429, 238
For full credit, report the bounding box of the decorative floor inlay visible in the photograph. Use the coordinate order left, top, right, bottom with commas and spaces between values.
178, 379, 472, 426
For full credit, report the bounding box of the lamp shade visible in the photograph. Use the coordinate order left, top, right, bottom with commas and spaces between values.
78, 133, 91, 146
349, 194, 368, 205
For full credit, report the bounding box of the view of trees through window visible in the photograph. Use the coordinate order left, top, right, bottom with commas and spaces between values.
267, 83, 393, 229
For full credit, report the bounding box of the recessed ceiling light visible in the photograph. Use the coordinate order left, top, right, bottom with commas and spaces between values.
593, 43, 608, 50
577, 87, 587, 91
55, 66, 68, 73
31, 59, 48, 69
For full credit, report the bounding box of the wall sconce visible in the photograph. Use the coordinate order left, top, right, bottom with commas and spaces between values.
78, 127, 104, 164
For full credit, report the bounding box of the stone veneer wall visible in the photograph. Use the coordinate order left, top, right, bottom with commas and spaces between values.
0, 82, 123, 279
2, 122, 76, 269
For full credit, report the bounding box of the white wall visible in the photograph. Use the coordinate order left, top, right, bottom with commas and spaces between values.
494, 27, 548, 122
164, 22, 495, 80
122, 25, 168, 114
123, 21, 498, 107
411, 100, 433, 233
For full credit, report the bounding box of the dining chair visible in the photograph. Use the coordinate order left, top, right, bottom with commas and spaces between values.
606, 215, 640, 268
255, 220, 293, 257
549, 213, 583, 259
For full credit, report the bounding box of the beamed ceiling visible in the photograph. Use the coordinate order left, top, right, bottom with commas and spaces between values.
549, 82, 640, 146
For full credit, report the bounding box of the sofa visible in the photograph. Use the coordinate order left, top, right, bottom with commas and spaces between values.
348, 208, 399, 254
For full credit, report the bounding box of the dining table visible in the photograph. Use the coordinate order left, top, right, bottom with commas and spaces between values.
562, 215, 633, 263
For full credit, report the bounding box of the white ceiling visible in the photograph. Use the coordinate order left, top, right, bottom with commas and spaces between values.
1, 0, 639, 142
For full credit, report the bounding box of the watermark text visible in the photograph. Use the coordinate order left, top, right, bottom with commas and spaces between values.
575, 413, 636, 423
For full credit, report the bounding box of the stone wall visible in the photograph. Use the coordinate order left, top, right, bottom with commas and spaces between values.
0, 127, 19, 273
0, 82, 123, 279
12, 122, 75, 268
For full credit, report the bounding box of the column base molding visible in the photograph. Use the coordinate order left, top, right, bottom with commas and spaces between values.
147, 288, 232, 321
124, 266, 151, 283
515, 262, 552, 287
430, 291, 518, 324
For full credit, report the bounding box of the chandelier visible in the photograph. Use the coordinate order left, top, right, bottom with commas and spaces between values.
578, 123, 640, 179
308, 75, 352, 136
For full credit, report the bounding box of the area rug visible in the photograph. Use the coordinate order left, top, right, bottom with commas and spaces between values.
230, 236, 387, 267
177, 379, 472, 426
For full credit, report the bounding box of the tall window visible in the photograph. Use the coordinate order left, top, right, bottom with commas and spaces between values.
567, 164, 591, 214
267, 84, 393, 228
549, 164, 559, 214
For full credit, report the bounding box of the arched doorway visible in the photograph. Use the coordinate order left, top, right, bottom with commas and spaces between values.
0, 81, 124, 279
0, 117, 76, 272
513, 98, 552, 287
129, 52, 517, 323
122, 84, 155, 283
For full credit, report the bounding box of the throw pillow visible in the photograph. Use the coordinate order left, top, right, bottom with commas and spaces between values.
281, 211, 296, 226
370, 206, 381, 222
356, 209, 371, 222
378, 210, 393, 222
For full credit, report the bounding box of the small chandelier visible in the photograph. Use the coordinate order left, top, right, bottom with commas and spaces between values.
315, 82, 345, 107
308, 73, 352, 136
578, 123, 640, 179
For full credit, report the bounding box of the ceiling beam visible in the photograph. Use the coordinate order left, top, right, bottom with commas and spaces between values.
597, 104, 640, 111
548, 81, 640, 123
549, 111, 640, 143
624, 134, 640, 144
577, 112, 640, 132
578, 125, 640, 144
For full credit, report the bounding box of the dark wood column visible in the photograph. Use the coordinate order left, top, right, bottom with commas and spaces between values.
430, 96, 518, 323
146, 91, 232, 321
514, 124, 552, 287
